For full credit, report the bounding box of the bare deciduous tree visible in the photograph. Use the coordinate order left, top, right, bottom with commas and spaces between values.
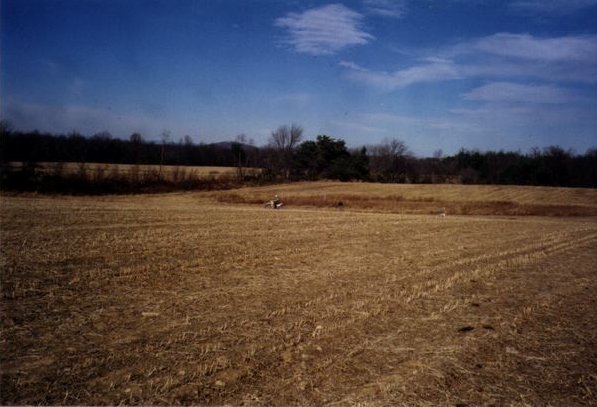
369, 138, 412, 182
129, 132, 144, 166
270, 124, 302, 151
159, 130, 171, 177
269, 124, 303, 179
233, 134, 248, 181
183, 135, 194, 146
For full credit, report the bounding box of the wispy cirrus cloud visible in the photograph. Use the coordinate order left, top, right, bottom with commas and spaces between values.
474, 33, 597, 62
467, 33, 597, 84
341, 33, 597, 91
337, 29, 597, 153
363, 0, 407, 18
339, 58, 461, 91
462, 82, 588, 104
275, 4, 374, 55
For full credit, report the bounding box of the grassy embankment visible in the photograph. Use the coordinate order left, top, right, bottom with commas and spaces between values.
216, 181, 597, 217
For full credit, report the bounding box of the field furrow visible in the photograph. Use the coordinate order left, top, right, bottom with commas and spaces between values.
1, 191, 595, 405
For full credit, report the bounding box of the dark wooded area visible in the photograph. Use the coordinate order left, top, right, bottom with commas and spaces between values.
1, 122, 596, 192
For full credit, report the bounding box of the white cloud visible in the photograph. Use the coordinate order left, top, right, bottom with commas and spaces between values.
463, 82, 587, 104
333, 26, 597, 153
338, 61, 366, 71
475, 33, 597, 62
467, 33, 597, 83
340, 59, 461, 91
340, 33, 597, 91
275, 4, 374, 55
510, 0, 597, 13
363, 0, 407, 18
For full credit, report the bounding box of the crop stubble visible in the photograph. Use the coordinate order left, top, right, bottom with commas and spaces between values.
1, 190, 596, 405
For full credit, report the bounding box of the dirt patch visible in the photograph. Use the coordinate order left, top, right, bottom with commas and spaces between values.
214, 182, 597, 217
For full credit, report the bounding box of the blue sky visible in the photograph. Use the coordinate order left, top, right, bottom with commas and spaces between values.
1, 0, 596, 156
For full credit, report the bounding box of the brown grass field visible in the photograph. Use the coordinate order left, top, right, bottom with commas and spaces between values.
6, 162, 261, 181
1, 182, 596, 405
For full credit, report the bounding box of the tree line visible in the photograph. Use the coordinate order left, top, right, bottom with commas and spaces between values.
262, 124, 596, 187
0, 128, 264, 168
1, 121, 596, 189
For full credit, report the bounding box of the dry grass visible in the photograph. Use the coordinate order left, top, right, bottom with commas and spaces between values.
7, 162, 261, 181
215, 181, 597, 216
1, 186, 596, 405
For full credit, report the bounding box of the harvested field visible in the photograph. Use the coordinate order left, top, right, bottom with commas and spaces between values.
1, 185, 596, 405
5, 162, 261, 181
